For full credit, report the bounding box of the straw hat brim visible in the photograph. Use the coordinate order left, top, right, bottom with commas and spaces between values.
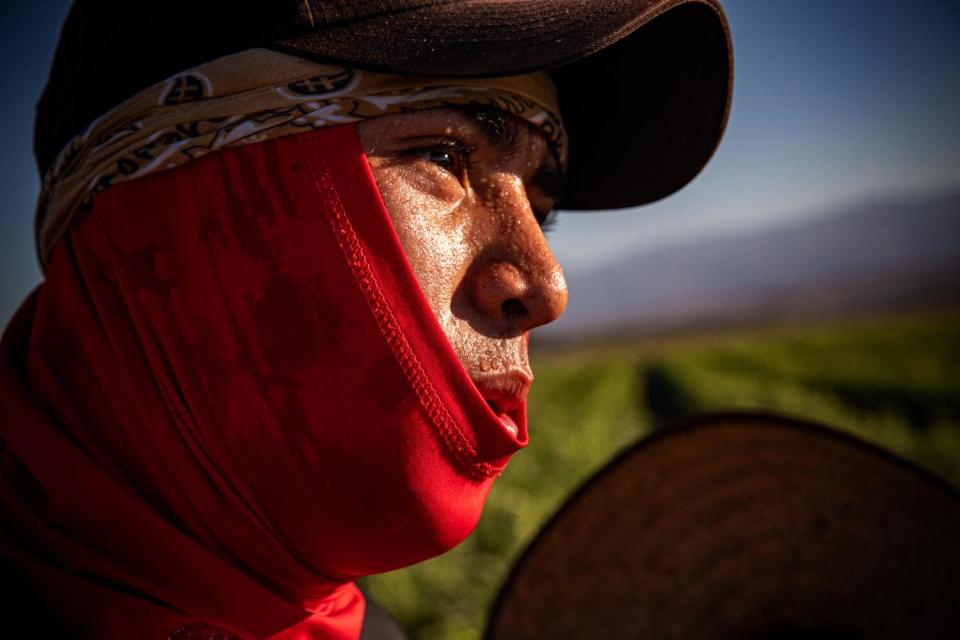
486, 412, 960, 639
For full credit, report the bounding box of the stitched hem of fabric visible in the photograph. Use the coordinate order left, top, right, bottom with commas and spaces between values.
302, 134, 499, 482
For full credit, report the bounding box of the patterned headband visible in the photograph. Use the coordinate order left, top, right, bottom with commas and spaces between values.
35, 48, 566, 268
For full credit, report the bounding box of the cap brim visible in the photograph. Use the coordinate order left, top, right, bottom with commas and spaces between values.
275, 0, 732, 210
486, 412, 960, 639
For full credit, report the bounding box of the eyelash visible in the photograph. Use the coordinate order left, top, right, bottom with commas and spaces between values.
409, 138, 557, 232
412, 139, 477, 179
538, 210, 558, 233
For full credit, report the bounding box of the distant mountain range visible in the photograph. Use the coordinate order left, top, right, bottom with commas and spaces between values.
541, 190, 960, 339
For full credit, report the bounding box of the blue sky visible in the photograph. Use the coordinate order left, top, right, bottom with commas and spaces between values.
1, 0, 959, 325
550, 0, 960, 266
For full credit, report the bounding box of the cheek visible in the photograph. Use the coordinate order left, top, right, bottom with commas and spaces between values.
374, 161, 465, 212
369, 164, 472, 324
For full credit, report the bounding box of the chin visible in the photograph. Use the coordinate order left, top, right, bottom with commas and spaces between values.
331, 463, 496, 578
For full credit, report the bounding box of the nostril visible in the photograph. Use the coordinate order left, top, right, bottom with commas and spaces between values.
501, 298, 528, 321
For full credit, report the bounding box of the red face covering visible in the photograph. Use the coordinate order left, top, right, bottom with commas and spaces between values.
0, 124, 528, 638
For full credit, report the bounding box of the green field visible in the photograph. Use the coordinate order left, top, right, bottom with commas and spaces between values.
363, 311, 960, 639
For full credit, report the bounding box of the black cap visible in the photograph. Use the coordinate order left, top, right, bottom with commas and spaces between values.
35, 0, 732, 210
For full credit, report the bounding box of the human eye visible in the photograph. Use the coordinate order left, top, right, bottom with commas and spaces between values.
528, 160, 564, 234
537, 209, 559, 233
411, 140, 475, 180
419, 148, 459, 172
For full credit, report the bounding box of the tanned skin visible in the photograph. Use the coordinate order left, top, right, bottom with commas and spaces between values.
358, 107, 568, 425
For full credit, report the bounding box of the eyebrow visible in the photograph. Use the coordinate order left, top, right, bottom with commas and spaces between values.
458, 105, 522, 153
456, 105, 567, 203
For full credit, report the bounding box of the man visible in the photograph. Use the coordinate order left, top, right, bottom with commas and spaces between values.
1, 1, 731, 637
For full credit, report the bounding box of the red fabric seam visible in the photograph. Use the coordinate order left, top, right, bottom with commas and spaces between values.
302, 134, 497, 481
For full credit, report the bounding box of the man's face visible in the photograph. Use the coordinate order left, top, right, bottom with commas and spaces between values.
358, 108, 568, 430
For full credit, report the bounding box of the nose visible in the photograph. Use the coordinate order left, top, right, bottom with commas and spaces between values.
469, 185, 568, 335
473, 259, 567, 334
